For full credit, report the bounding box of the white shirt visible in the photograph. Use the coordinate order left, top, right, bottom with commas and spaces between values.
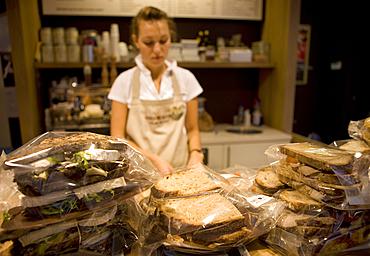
108, 54, 203, 108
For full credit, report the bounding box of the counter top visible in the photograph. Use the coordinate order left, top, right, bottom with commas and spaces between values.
200, 124, 292, 145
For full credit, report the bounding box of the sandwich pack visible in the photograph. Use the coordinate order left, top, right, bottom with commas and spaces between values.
0, 131, 162, 255
258, 142, 370, 256
136, 163, 285, 255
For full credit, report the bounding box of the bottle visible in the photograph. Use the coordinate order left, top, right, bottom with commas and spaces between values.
198, 30, 206, 61
101, 54, 109, 87
83, 64, 92, 86
252, 98, 262, 126
203, 30, 210, 46
237, 103, 244, 125
244, 109, 251, 127
196, 30, 204, 46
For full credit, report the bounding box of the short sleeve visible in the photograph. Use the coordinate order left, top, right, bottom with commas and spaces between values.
107, 68, 136, 105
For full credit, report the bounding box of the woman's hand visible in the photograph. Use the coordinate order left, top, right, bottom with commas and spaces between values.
187, 150, 204, 166
150, 154, 174, 176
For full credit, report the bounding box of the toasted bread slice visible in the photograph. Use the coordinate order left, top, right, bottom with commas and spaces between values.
255, 166, 287, 194
279, 190, 323, 212
279, 143, 353, 172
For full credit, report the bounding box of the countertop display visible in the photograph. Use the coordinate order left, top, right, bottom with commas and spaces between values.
200, 124, 292, 170
200, 124, 292, 145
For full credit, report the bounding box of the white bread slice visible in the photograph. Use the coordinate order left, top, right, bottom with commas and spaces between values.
279, 143, 353, 172
159, 193, 245, 234
151, 167, 222, 198
279, 190, 323, 212
255, 166, 286, 193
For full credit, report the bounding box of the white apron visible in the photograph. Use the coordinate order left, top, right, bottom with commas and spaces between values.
126, 68, 189, 168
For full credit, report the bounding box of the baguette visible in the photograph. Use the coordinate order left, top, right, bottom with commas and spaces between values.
279, 143, 353, 172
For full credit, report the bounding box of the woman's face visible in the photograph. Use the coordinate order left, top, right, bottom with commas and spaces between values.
133, 19, 171, 70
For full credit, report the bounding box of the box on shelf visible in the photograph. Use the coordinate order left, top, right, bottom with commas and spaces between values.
228, 48, 253, 62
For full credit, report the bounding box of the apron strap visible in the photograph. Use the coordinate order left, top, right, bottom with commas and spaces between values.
131, 67, 183, 104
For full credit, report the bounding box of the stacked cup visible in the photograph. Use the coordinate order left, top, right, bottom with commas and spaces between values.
52, 27, 67, 63
66, 27, 80, 62
40, 27, 54, 63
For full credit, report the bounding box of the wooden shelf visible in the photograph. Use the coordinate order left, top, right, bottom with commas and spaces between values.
34, 61, 276, 69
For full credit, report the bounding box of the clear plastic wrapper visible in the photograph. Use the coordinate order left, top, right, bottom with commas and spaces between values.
260, 142, 370, 256
136, 163, 285, 255
348, 118, 370, 146
330, 139, 370, 153
0, 202, 140, 255
265, 142, 370, 210
0, 131, 162, 255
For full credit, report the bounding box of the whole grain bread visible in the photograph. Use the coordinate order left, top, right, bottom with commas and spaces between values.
276, 165, 327, 202
279, 189, 324, 212
184, 226, 252, 246
254, 166, 287, 194
339, 140, 370, 153
279, 143, 353, 172
276, 163, 361, 202
278, 210, 335, 229
151, 167, 223, 198
159, 193, 245, 234
296, 165, 360, 186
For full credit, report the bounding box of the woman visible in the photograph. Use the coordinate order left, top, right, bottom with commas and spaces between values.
108, 6, 204, 175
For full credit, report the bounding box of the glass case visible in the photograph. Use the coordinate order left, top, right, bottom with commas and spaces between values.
45, 84, 111, 134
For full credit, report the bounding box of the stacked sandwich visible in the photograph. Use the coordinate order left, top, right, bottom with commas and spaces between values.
0, 131, 161, 255
261, 142, 370, 256
140, 163, 284, 255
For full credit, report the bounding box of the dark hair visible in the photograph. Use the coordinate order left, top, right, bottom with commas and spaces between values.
130, 6, 178, 47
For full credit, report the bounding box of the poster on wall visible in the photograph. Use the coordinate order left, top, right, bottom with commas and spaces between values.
41, 0, 263, 21
296, 24, 311, 85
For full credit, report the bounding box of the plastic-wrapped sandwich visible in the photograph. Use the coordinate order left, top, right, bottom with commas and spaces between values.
261, 142, 370, 256
0, 131, 162, 255
138, 163, 285, 255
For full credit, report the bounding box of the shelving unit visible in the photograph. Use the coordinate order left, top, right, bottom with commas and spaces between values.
34, 61, 276, 70
7, 0, 299, 144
